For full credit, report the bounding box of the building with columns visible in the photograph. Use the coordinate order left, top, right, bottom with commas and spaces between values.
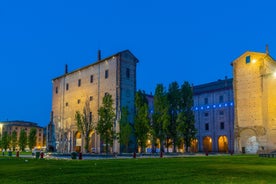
232, 49, 276, 153
193, 78, 234, 153
47, 50, 138, 153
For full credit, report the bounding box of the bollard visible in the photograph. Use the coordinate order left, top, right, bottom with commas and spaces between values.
16, 151, 19, 158
133, 152, 136, 159
40, 152, 44, 159
79, 152, 82, 160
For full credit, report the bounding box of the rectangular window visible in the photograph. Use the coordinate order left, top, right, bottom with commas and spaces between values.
126, 68, 130, 78
90, 96, 93, 101
77, 99, 81, 104
78, 79, 81, 87
65, 102, 68, 107
90, 75, 94, 83
89, 112, 92, 123
105, 70, 109, 79
205, 123, 209, 131
220, 122, 225, 130
246, 55, 250, 64
55, 87, 58, 94
204, 98, 208, 105
219, 110, 224, 115
66, 83, 69, 91
219, 95, 224, 103
204, 112, 209, 117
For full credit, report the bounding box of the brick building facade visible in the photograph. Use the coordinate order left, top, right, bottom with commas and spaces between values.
47, 50, 138, 153
0, 120, 44, 150
193, 78, 234, 153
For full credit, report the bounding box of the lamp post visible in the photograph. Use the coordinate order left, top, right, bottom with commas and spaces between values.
0, 123, 2, 138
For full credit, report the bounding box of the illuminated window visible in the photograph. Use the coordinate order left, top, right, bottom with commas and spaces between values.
220, 122, 224, 130
78, 79, 81, 87
66, 83, 69, 91
126, 68, 130, 78
105, 70, 109, 79
246, 55, 250, 64
205, 123, 209, 131
90, 75, 94, 83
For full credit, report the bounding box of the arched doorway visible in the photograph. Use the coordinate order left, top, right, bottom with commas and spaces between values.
218, 136, 228, 153
88, 131, 96, 153
240, 129, 258, 154
203, 136, 212, 152
75, 131, 82, 153
190, 139, 198, 152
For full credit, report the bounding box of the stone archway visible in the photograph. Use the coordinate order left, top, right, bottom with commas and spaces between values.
203, 136, 212, 152
88, 131, 96, 153
190, 139, 198, 152
75, 131, 82, 153
218, 136, 228, 153
240, 128, 258, 154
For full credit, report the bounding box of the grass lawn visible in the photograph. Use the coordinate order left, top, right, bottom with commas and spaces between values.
0, 155, 275, 184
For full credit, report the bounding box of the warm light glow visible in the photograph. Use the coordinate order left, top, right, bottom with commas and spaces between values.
147, 140, 151, 144
252, 59, 257, 63
273, 72, 276, 78
209, 139, 212, 143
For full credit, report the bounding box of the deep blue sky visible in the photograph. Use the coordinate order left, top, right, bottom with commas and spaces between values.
1, 0, 276, 126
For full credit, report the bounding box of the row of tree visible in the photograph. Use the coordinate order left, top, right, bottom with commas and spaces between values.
0, 128, 37, 151
134, 81, 197, 153
75, 81, 196, 153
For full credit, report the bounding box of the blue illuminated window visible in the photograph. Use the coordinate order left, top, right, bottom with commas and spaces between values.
246, 56, 250, 64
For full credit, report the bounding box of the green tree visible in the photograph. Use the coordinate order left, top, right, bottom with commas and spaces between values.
118, 107, 132, 153
152, 84, 170, 152
11, 130, 17, 151
28, 128, 37, 150
134, 90, 151, 153
75, 99, 94, 153
1, 131, 10, 150
19, 129, 27, 151
96, 93, 116, 154
177, 81, 197, 152
167, 81, 181, 152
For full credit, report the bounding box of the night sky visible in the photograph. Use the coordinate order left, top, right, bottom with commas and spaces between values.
1, 0, 276, 126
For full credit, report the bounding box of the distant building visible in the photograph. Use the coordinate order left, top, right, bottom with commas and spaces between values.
48, 50, 138, 153
232, 50, 276, 153
193, 77, 234, 153
0, 120, 44, 150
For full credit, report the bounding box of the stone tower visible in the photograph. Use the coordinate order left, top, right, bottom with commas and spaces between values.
232, 50, 276, 153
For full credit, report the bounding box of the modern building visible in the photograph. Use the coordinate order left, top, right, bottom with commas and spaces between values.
193, 77, 234, 153
232, 49, 276, 153
47, 50, 138, 153
0, 120, 44, 150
